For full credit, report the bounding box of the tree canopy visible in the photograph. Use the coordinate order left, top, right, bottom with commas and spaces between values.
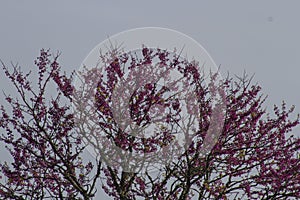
0, 48, 299, 199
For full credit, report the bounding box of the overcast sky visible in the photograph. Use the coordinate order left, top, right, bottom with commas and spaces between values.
1, 1, 300, 199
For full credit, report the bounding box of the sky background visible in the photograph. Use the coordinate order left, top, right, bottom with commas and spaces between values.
1, 1, 300, 199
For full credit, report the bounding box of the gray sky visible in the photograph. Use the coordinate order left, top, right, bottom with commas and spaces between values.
1, 0, 300, 199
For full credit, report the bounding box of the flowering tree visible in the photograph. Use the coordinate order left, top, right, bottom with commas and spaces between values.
0, 48, 299, 200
